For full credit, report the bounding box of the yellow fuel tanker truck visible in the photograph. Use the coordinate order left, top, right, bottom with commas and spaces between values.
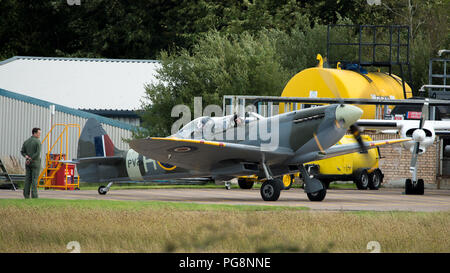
279, 55, 411, 190
302, 134, 383, 190
279, 54, 413, 118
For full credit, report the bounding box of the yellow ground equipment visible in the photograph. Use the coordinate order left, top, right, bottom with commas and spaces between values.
279, 56, 413, 119
304, 134, 383, 190
237, 175, 258, 189
237, 175, 294, 190
38, 124, 81, 190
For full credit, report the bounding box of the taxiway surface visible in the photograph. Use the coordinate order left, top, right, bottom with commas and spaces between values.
1, 187, 449, 212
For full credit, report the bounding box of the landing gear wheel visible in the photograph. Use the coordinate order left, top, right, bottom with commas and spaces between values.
406, 179, 424, 195
354, 169, 369, 190
282, 174, 293, 190
405, 179, 413, 194
368, 169, 382, 190
260, 179, 283, 201
416, 179, 424, 195
98, 186, 107, 195
238, 178, 254, 189
307, 182, 327, 202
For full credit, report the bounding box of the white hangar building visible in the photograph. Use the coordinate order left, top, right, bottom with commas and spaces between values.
0, 56, 160, 174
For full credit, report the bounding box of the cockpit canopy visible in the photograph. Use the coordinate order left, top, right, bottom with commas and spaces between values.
173, 112, 263, 139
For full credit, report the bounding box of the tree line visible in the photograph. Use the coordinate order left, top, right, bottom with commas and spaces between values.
0, 0, 448, 136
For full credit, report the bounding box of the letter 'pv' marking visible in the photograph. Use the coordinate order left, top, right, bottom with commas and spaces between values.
125, 149, 144, 181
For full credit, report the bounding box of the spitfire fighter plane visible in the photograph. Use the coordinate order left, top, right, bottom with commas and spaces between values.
76, 103, 409, 202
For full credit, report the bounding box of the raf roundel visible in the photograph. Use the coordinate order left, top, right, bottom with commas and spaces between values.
172, 146, 196, 153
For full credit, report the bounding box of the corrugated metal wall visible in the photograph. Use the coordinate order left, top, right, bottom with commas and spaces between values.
110, 116, 141, 126
0, 95, 131, 174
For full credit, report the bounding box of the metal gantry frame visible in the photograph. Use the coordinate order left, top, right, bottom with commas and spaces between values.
426, 53, 450, 179
428, 57, 450, 96
326, 25, 412, 98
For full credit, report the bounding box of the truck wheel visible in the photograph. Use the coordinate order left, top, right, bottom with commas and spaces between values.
238, 178, 254, 189
282, 174, 293, 190
354, 169, 369, 190
321, 179, 331, 189
368, 169, 382, 190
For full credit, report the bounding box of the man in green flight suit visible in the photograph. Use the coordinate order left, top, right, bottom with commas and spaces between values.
20, 128, 42, 199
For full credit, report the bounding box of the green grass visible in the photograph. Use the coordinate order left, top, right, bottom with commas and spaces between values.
0, 200, 448, 253
0, 198, 309, 212
328, 182, 357, 189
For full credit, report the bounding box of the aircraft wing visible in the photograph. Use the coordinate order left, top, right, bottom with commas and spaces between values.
355, 119, 400, 130
130, 137, 293, 171
303, 138, 411, 162
356, 119, 450, 136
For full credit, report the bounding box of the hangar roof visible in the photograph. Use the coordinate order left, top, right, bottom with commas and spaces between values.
0, 87, 135, 131
0, 56, 160, 110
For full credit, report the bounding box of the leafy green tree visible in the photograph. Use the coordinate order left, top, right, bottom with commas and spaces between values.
139, 30, 291, 136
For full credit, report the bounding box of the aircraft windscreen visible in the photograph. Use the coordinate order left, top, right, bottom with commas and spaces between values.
174, 113, 262, 139
175, 117, 212, 139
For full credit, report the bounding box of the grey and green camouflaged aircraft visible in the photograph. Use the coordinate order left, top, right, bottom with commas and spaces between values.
75, 103, 410, 202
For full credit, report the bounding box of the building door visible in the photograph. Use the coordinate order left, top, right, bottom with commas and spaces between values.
441, 138, 450, 176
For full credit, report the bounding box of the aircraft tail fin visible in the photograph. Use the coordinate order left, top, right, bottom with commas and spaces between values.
77, 118, 123, 159
76, 118, 127, 182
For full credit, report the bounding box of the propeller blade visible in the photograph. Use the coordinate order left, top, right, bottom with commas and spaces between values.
317, 68, 344, 105
419, 99, 429, 129
410, 142, 420, 169
350, 124, 368, 154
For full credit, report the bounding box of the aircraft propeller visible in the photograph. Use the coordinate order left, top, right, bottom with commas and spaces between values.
410, 99, 429, 176
317, 67, 368, 154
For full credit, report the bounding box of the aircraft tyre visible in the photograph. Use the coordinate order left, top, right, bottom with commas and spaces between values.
354, 169, 369, 190
238, 178, 254, 189
307, 182, 327, 202
406, 178, 424, 195
98, 186, 107, 195
416, 179, 425, 195
368, 169, 382, 190
260, 179, 283, 201
405, 179, 413, 194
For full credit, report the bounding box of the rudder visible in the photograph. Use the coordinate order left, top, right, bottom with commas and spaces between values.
78, 118, 122, 159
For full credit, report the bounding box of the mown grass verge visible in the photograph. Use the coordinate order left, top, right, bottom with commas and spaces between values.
0, 198, 448, 253
0, 198, 309, 212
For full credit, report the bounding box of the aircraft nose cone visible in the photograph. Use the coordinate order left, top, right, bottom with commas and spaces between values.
335, 104, 363, 128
